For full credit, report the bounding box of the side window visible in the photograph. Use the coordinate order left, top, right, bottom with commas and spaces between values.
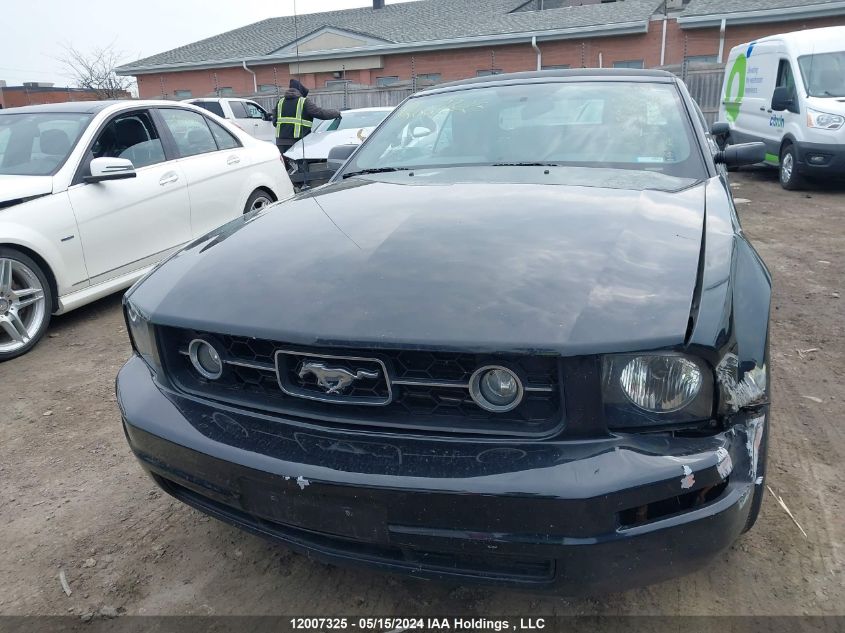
193, 101, 225, 118
245, 102, 266, 119
776, 60, 796, 96
91, 110, 165, 169
159, 108, 218, 157
207, 118, 240, 150
228, 100, 248, 119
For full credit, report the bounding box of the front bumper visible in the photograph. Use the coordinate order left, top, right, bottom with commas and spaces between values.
117, 355, 765, 594
795, 141, 845, 177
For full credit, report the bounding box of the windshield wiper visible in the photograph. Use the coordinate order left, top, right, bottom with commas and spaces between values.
490, 162, 560, 167
342, 167, 412, 179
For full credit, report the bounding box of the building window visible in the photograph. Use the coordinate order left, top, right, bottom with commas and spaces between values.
542, 64, 570, 70
476, 69, 504, 76
173, 89, 192, 99
325, 79, 351, 89
258, 84, 277, 93
217, 87, 234, 96
613, 60, 644, 69
415, 73, 442, 84
376, 76, 400, 87
684, 55, 718, 65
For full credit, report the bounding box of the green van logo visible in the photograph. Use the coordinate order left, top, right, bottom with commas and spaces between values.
724, 45, 754, 122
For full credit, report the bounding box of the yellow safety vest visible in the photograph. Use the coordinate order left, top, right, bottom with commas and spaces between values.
276, 97, 313, 139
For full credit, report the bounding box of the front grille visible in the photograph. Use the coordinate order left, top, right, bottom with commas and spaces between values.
160, 327, 563, 437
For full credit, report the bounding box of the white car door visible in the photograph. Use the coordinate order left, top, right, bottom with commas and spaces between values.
229, 100, 275, 142
245, 101, 276, 142
66, 108, 192, 284
157, 106, 251, 237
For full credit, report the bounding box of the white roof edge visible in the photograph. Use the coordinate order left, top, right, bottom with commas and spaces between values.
117, 21, 649, 76
677, 2, 845, 28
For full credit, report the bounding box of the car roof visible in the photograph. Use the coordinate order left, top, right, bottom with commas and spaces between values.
0, 99, 208, 116
422, 68, 676, 94
0, 101, 118, 115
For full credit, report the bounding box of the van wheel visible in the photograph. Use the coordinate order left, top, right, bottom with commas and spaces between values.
243, 189, 275, 215
0, 248, 53, 362
779, 143, 804, 190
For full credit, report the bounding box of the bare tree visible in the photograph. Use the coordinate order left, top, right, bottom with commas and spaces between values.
59, 44, 135, 99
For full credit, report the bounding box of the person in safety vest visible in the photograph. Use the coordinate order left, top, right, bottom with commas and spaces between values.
274, 79, 342, 158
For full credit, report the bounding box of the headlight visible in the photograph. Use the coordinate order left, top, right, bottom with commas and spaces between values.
620, 356, 702, 412
124, 300, 161, 373
602, 353, 713, 429
807, 108, 844, 130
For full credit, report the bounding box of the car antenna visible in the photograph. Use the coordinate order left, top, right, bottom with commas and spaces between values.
293, 0, 310, 191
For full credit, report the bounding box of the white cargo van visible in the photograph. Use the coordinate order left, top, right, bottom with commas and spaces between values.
719, 26, 845, 189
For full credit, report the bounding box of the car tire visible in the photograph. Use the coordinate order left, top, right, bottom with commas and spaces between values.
0, 247, 53, 362
243, 189, 275, 215
742, 419, 769, 533
779, 143, 804, 190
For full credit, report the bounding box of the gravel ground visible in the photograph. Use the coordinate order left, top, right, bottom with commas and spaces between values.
0, 168, 843, 618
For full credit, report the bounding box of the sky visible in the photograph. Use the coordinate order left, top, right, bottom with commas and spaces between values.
0, 0, 408, 87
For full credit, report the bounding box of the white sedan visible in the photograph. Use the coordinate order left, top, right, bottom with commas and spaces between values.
284, 107, 394, 185
0, 99, 293, 360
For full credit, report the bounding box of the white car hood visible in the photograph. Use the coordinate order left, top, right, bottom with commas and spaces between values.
284, 128, 374, 161
0, 175, 54, 205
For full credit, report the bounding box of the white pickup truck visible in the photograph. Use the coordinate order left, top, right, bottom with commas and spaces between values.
185, 98, 276, 143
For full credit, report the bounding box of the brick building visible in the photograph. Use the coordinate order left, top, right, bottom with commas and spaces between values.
0, 82, 130, 109
117, 0, 845, 100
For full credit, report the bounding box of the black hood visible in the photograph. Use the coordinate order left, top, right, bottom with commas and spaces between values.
130, 174, 706, 355
289, 79, 309, 96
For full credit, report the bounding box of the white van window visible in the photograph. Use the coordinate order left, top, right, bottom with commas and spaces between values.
798, 52, 845, 98
775, 60, 797, 97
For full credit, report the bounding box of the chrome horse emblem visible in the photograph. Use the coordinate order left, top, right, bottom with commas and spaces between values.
298, 361, 380, 395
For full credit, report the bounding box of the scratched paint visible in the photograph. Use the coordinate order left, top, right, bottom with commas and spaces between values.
715, 447, 733, 479
680, 465, 695, 489
296, 476, 310, 490
746, 415, 765, 478
716, 353, 767, 412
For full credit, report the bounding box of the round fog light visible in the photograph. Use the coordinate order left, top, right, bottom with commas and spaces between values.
189, 339, 223, 380
469, 366, 523, 412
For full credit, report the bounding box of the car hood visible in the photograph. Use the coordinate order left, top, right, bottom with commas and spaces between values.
131, 175, 706, 355
284, 128, 373, 160
0, 175, 53, 206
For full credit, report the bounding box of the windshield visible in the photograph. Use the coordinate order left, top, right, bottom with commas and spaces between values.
798, 52, 845, 97
0, 113, 91, 176
342, 81, 704, 180
334, 110, 392, 131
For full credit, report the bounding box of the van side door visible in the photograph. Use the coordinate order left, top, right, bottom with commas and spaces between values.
767, 58, 801, 163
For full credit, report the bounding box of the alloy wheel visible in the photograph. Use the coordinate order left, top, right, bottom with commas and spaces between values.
781, 152, 794, 184
0, 258, 47, 355
250, 195, 273, 213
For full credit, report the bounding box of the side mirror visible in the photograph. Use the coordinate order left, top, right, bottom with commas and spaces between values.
85, 157, 136, 183
264, 111, 274, 122
326, 143, 358, 173
771, 86, 797, 113
715, 142, 766, 168
710, 121, 730, 138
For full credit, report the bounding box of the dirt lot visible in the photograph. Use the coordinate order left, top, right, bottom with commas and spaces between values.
1, 168, 843, 618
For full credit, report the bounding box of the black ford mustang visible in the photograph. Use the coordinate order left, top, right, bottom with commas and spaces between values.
117, 70, 771, 594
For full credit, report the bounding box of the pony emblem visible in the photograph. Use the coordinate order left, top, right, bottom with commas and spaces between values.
298, 361, 380, 395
